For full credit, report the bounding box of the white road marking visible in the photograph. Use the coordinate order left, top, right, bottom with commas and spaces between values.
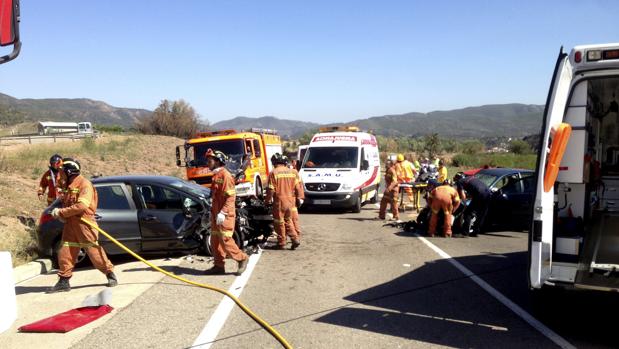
191, 251, 263, 349
415, 234, 576, 349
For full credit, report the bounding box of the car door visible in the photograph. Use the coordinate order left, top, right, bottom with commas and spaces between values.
497, 173, 532, 228
135, 183, 200, 251
94, 183, 141, 254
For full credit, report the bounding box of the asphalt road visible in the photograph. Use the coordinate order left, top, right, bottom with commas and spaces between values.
3, 205, 619, 348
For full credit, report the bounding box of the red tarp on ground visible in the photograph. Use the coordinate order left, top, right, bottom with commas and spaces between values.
18, 305, 113, 333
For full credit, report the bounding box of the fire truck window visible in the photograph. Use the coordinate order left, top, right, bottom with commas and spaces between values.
245, 140, 253, 157
253, 139, 261, 157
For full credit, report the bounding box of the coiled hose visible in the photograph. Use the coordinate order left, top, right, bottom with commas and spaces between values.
80, 218, 292, 349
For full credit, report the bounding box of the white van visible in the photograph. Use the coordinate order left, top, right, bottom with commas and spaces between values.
299, 126, 381, 213
531, 43, 619, 292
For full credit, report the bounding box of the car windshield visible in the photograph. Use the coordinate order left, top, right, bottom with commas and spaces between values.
302, 147, 358, 169
169, 180, 211, 198
474, 172, 501, 188
191, 140, 247, 173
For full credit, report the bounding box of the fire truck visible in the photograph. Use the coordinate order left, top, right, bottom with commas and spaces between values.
176, 128, 282, 198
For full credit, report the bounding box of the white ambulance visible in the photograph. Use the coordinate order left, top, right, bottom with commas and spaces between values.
531, 43, 619, 292
299, 126, 381, 213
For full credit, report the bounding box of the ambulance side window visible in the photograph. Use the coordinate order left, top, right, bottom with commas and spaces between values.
253, 139, 261, 158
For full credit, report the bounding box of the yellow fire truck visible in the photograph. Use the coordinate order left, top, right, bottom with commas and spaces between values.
176, 128, 282, 197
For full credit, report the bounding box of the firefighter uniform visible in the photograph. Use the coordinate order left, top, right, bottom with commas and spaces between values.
428, 185, 460, 237
379, 165, 400, 220
289, 168, 304, 239
397, 157, 416, 203
438, 165, 448, 183
266, 165, 302, 247
210, 167, 248, 268
38, 169, 65, 205
57, 175, 114, 278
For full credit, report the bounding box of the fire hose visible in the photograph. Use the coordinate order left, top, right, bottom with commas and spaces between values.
80, 217, 292, 349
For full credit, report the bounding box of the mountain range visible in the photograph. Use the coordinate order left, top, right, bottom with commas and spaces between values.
0, 93, 151, 128
0, 92, 544, 138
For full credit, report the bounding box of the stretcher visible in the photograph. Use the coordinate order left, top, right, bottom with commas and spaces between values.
399, 182, 427, 212
588, 213, 619, 274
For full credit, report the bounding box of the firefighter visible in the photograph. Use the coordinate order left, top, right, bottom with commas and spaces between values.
203, 149, 249, 275
287, 156, 304, 240
378, 160, 401, 222
396, 154, 416, 204
47, 158, 116, 293
427, 182, 460, 237
437, 159, 448, 184
454, 173, 491, 236
265, 153, 302, 250
37, 154, 65, 205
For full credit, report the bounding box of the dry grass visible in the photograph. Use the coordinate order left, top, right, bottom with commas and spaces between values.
0, 134, 185, 266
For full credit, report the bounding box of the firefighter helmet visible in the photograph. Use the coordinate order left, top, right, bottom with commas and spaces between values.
453, 172, 465, 183
205, 148, 228, 164
49, 154, 63, 170
62, 158, 81, 177
397, 154, 405, 162
271, 153, 286, 166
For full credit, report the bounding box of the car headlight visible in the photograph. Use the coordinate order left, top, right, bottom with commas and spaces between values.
340, 183, 353, 191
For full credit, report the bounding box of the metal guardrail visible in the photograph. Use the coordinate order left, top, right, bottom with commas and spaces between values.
0, 133, 98, 145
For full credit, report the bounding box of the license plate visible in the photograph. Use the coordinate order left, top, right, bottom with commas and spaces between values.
314, 199, 331, 205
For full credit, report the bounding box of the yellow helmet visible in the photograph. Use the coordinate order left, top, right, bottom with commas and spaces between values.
396, 154, 405, 162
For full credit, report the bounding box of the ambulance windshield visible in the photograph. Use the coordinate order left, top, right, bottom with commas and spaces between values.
302, 147, 358, 169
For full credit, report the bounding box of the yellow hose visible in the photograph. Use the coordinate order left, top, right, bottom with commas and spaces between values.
80, 217, 293, 349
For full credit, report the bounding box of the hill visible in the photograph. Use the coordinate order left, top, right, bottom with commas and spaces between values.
0, 93, 151, 128
330, 104, 544, 138
210, 104, 544, 139
211, 116, 320, 138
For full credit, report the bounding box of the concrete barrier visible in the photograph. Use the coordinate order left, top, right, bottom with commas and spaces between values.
0, 252, 17, 334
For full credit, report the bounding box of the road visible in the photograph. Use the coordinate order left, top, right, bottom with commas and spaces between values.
2, 205, 618, 348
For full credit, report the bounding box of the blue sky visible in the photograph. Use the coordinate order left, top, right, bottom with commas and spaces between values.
0, 0, 617, 123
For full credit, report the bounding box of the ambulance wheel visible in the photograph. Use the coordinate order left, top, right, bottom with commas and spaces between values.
352, 195, 362, 213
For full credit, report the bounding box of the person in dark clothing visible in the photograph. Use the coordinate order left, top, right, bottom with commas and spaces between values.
454, 174, 491, 236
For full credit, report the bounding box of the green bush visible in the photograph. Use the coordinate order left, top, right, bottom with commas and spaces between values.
451, 153, 537, 169
509, 139, 533, 154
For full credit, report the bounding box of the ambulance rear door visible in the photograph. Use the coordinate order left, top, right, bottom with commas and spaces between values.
529, 48, 574, 289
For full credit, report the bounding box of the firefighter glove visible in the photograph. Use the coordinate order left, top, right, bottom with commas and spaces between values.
51, 208, 61, 219
216, 212, 226, 225
298, 199, 304, 206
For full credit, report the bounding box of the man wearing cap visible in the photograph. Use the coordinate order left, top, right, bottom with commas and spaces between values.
203, 149, 249, 275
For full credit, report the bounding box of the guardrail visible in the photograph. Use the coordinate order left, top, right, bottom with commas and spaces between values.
0, 133, 99, 146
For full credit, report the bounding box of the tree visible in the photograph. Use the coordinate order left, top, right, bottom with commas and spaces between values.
423, 133, 442, 158
461, 140, 485, 155
136, 99, 208, 138
509, 139, 533, 154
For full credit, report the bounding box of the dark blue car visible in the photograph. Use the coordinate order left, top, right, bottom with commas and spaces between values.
472, 168, 535, 231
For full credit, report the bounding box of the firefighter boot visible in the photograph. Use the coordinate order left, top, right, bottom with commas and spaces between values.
236, 258, 249, 276
291, 240, 301, 250
106, 272, 118, 287
46, 277, 71, 293
204, 265, 226, 275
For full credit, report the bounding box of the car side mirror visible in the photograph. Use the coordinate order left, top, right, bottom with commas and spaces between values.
361, 160, 369, 171
0, 0, 20, 64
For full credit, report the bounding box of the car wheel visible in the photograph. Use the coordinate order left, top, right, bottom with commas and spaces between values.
52, 239, 88, 267
352, 194, 362, 213
203, 229, 245, 256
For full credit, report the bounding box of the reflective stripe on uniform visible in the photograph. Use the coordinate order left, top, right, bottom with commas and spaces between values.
274, 173, 297, 179
62, 241, 99, 248
77, 197, 91, 206
291, 207, 298, 212
225, 189, 236, 196
273, 219, 285, 226
211, 229, 234, 238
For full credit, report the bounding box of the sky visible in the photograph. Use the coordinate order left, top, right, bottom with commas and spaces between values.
0, 0, 618, 123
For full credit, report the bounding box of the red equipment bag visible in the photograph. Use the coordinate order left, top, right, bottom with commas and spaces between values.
18, 305, 113, 333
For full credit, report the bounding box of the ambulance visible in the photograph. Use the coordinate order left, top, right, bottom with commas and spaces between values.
299, 126, 380, 213
531, 43, 619, 292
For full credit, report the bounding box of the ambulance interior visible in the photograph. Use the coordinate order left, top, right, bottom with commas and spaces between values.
555, 76, 619, 290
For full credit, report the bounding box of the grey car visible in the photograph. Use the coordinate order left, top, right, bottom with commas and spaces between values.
37, 175, 213, 265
